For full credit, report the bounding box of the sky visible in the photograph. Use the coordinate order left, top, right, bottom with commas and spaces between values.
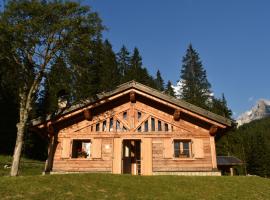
85, 0, 270, 118
0, 0, 269, 118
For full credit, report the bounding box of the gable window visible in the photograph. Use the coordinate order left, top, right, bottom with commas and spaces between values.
109, 118, 113, 131
165, 123, 169, 132
102, 120, 107, 131
144, 120, 148, 132
116, 120, 120, 131
158, 120, 162, 131
137, 112, 141, 120
96, 123, 100, 132
174, 140, 191, 158
151, 118, 155, 131
72, 140, 91, 158
123, 112, 127, 120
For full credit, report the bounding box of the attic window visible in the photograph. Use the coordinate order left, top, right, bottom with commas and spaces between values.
96, 123, 100, 132
165, 123, 168, 132
137, 112, 141, 120
102, 120, 107, 131
123, 112, 127, 120
116, 120, 120, 131
109, 118, 113, 131
151, 118, 155, 131
158, 120, 162, 131
144, 120, 148, 132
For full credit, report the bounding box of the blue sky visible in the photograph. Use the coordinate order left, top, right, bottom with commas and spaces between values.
1, 0, 269, 118
86, 0, 270, 118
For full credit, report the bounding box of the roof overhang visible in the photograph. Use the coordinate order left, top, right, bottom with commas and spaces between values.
31, 81, 232, 130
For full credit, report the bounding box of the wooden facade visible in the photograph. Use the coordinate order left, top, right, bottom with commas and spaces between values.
32, 81, 231, 176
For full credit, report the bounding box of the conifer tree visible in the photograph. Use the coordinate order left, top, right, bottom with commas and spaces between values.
165, 80, 175, 97
211, 94, 232, 118
117, 45, 130, 80
99, 40, 120, 92
155, 70, 164, 91
180, 44, 212, 109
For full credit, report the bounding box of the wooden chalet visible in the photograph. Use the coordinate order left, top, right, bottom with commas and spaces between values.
32, 81, 232, 176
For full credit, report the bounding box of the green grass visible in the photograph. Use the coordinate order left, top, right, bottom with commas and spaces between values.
0, 155, 44, 176
0, 155, 270, 200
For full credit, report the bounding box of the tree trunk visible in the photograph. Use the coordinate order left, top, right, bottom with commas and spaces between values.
10, 122, 26, 176
44, 135, 55, 173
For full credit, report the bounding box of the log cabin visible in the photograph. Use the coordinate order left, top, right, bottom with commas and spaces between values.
31, 81, 232, 176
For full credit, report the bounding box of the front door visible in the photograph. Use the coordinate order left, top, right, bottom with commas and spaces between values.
122, 140, 141, 175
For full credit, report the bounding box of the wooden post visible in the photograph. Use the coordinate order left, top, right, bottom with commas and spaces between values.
210, 136, 217, 169
230, 167, 234, 176
141, 138, 152, 175
112, 138, 122, 174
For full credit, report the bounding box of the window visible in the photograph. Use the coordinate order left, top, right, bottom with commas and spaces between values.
109, 118, 113, 131
144, 120, 148, 132
165, 123, 168, 132
116, 120, 120, 131
174, 140, 191, 158
158, 120, 162, 131
102, 120, 106, 131
123, 111, 127, 120
96, 123, 100, 132
151, 118, 155, 131
137, 126, 141, 132
72, 140, 91, 158
137, 112, 141, 120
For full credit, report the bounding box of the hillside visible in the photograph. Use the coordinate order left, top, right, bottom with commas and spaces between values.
216, 117, 270, 177
0, 173, 270, 200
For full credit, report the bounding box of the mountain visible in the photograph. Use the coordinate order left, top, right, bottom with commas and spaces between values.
237, 99, 270, 127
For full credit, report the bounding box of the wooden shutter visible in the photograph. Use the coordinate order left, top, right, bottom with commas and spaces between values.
61, 138, 71, 158
163, 138, 173, 158
192, 139, 204, 158
92, 139, 102, 158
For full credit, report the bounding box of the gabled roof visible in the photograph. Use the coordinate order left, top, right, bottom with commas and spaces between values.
31, 81, 232, 127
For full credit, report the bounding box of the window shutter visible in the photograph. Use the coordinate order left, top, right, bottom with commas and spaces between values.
92, 139, 102, 158
192, 139, 204, 158
61, 138, 70, 158
163, 138, 173, 158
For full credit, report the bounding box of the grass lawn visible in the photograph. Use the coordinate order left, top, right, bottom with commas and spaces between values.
0, 155, 270, 200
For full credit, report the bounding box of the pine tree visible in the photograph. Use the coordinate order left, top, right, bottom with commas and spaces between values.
180, 44, 212, 109
165, 81, 175, 97
155, 70, 164, 91
99, 40, 120, 92
117, 45, 130, 80
211, 94, 232, 118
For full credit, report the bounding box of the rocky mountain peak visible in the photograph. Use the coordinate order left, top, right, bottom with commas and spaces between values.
237, 99, 270, 127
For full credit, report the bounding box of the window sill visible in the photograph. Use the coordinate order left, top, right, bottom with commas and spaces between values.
172, 157, 196, 161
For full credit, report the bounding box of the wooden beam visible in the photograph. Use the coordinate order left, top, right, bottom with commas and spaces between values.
47, 122, 54, 136
173, 110, 181, 121
83, 109, 92, 121
209, 125, 218, 136
130, 91, 136, 103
